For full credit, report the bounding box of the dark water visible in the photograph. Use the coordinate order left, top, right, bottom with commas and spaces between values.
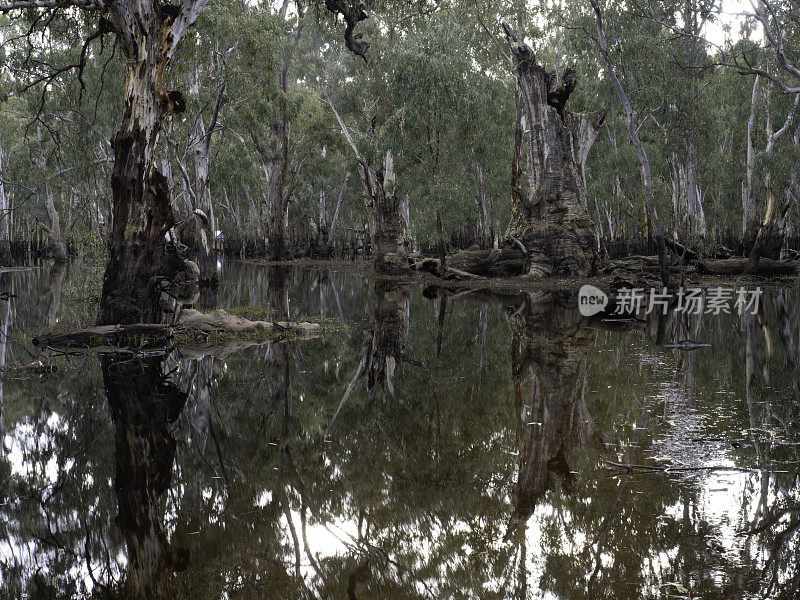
1, 261, 799, 599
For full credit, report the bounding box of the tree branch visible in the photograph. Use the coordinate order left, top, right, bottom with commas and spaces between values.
0, 0, 99, 12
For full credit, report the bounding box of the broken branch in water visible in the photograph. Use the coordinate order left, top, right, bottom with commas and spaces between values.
32, 309, 322, 355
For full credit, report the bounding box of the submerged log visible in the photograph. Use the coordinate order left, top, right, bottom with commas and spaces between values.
32, 309, 321, 351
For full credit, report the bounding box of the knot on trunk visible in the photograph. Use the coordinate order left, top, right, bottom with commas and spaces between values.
547, 68, 577, 119
167, 89, 186, 114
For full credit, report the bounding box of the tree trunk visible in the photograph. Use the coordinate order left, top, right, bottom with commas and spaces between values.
328, 93, 409, 275
317, 190, 328, 256
503, 24, 604, 278
176, 62, 223, 284
746, 89, 799, 269
473, 158, 491, 249
251, 12, 301, 262
253, 121, 289, 261
327, 170, 350, 253
42, 186, 68, 263
685, 142, 706, 238
0, 145, 11, 265
741, 75, 761, 254
367, 150, 409, 275
98, 3, 204, 325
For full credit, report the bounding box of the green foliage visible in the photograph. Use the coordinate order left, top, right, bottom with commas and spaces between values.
1, 0, 799, 252
58, 234, 105, 327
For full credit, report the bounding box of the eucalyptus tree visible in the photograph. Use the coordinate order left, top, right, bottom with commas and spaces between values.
649, 0, 716, 242
0, 0, 210, 324
587, 0, 671, 284
499, 22, 606, 277
637, 0, 800, 265
381, 11, 513, 249
319, 1, 449, 275
165, 0, 243, 282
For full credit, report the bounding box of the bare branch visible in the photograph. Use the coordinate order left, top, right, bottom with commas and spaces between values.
0, 0, 99, 12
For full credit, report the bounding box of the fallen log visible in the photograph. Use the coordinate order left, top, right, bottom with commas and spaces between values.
663, 238, 698, 262
426, 248, 526, 278
412, 248, 798, 284
697, 257, 798, 276
663, 340, 711, 350
33, 309, 321, 352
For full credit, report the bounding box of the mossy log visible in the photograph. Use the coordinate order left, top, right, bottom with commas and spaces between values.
32, 309, 321, 352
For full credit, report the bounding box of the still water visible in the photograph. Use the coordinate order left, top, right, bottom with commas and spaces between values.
1, 261, 798, 599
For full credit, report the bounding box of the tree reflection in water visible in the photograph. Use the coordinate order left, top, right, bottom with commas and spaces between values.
1, 267, 799, 599
505, 292, 594, 538
102, 355, 189, 599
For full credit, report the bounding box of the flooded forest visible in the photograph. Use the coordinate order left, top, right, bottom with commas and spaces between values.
0, 0, 799, 598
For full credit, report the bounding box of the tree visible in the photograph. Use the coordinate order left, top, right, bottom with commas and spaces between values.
502, 23, 605, 277
588, 0, 671, 285
0, 0, 210, 324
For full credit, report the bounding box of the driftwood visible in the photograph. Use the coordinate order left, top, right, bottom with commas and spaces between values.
32, 309, 321, 352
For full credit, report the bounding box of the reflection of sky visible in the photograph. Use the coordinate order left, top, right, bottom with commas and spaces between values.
1, 266, 798, 598
2, 412, 125, 593
7, 412, 71, 481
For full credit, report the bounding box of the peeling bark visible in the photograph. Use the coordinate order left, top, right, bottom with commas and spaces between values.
98, 0, 207, 325
503, 24, 604, 278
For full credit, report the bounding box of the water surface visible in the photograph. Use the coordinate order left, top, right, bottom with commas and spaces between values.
1, 262, 799, 599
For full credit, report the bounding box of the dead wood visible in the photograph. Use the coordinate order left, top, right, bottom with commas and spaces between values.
32, 309, 321, 352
